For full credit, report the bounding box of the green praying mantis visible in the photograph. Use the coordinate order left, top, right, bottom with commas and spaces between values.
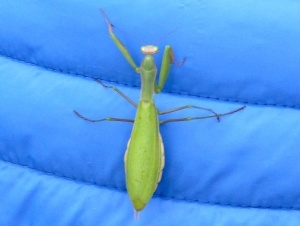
74, 9, 246, 217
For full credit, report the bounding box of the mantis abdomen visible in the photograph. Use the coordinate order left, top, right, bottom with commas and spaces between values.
125, 101, 165, 211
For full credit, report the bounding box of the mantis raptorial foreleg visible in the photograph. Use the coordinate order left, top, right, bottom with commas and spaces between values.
100, 9, 139, 72
100, 8, 185, 89
155, 47, 186, 94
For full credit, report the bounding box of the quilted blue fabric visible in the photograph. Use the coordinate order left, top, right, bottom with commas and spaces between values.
0, 1, 300, 225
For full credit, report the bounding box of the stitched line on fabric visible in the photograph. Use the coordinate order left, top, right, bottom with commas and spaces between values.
1, 54, 299, 109
0, 158, 299, 211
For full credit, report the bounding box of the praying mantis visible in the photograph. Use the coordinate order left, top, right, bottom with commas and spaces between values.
74, 9, 246, 217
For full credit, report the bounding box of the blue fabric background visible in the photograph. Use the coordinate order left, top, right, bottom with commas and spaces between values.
0, 1, 300, 225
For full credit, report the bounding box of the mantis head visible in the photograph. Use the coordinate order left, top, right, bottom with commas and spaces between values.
141, 45, 159, 55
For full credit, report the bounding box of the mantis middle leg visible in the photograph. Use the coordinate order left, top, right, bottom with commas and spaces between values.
159, 106, 246, 124
73, 79, 137, 122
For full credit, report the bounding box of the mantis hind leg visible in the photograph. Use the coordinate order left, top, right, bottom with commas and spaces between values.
73, 79, 136, 123
159, 106, 246, 124
73, 110, 134, 123
158, 105, 221, 121
95, 79, 137, 108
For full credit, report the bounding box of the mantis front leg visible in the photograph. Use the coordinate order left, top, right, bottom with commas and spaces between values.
155, 46, 186, 94
100, 9, 140, 73
100, 8, 186, 86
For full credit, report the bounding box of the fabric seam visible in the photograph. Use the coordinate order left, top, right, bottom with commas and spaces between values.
1, 54, 299, 109
0, 158, 299, 211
